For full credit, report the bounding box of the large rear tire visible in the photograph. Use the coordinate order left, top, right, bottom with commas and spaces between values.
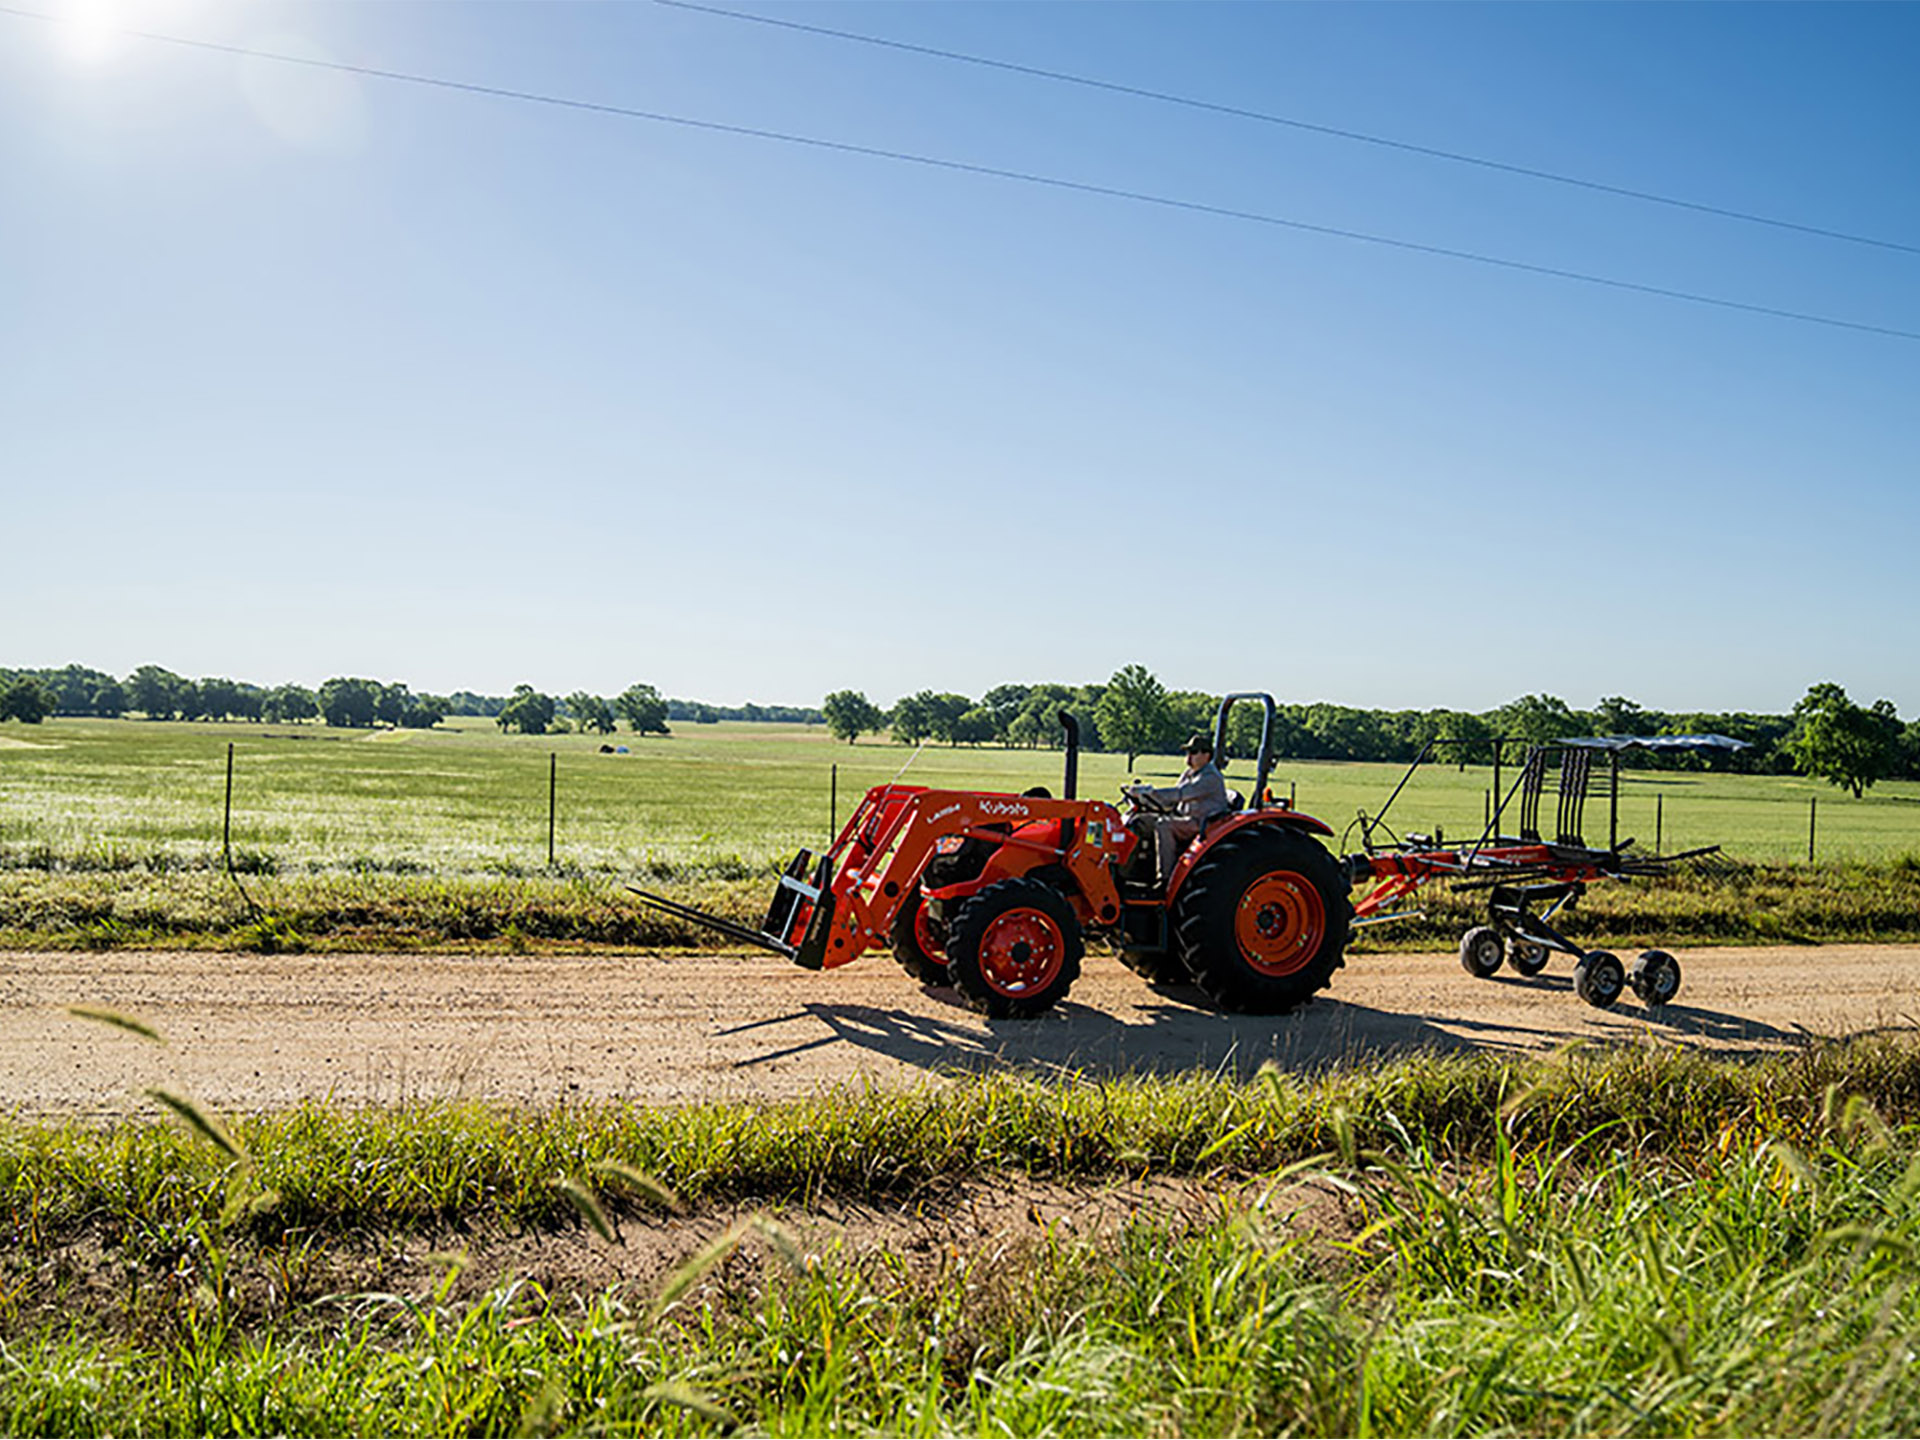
888, 887, 949, 986
1173, 827, 1351, 1014
946, 877, 1083, 1019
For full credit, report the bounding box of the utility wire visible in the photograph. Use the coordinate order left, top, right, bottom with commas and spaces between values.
3, 4, 1915, 343
659, 0, 1920, 261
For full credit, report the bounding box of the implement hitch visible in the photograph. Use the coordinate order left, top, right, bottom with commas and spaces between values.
626, 849, 838, 970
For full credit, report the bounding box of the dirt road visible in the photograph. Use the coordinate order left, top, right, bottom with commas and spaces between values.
7, 945, 1920, 1117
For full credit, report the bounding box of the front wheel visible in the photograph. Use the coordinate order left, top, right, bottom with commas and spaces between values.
888, 887, 949, 986
1174, 828, 1351, 1014
946, 877, 1083, 1019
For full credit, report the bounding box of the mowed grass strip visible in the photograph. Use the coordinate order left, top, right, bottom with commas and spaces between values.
2, 716, 1917, 950
9, 1043, 1920, 1434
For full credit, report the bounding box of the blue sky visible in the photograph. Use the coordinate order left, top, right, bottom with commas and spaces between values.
3, 1, 1915, 715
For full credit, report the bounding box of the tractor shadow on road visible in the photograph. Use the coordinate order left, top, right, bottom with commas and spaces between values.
752, 980, 1810, 1084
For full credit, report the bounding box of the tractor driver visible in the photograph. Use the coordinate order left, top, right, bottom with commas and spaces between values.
1124, 733, 1233, 886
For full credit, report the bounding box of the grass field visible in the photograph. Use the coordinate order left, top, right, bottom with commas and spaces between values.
9, 1040, 1920, 1435
1, 716, 1917, 949
4, 715, 1916, 868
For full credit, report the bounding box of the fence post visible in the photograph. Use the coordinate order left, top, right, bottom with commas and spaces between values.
223, 741, 235, 862
1656, 793, 1663, 854
548, 753, 557, 867
1808, 795, 1817, 863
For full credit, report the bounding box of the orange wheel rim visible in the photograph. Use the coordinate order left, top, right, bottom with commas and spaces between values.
914, 902, 945, 960
977, 907, 1063, 997
1234, 873, 1326, 978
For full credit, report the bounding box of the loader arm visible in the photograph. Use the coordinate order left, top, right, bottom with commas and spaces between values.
802, 787, 1130, 969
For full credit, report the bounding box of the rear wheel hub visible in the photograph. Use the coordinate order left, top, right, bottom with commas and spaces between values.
1234, 873, 1327, 978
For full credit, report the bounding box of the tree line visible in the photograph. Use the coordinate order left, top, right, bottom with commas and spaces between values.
6, 661, 1915, 798
822, 668, 1920, 798
0, 665, 674, 739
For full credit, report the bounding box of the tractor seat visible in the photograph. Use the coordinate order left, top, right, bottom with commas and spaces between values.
1200, 791, 1246, 840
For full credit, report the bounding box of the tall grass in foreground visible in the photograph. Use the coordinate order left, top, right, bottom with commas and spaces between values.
8, 1046, 1920, 1432
9, 1038, 1920, 1239
9, 1045, 1920, 1432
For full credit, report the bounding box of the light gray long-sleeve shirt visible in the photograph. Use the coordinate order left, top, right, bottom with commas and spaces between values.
1139, 760, 1232, 824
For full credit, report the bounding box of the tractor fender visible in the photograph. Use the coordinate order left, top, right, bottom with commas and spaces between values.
1164, 809, 1337, 908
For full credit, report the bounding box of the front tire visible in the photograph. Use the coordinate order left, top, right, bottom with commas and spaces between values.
1174, 828, 1351, 1014
946, 877, 1083, 1019
888, 888, 949, 986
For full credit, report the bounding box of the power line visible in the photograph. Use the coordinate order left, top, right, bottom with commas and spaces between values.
2, 5, 1915, 344
660, 0, 1920, 261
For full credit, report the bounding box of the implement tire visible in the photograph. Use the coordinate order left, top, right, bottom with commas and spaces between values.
1459, 925, 1504, 979
947, 877, 1083, 1019
1173, 827, 1351, 1014
888, 888, 949, 986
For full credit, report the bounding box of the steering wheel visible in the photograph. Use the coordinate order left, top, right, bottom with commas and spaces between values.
1122, 783, 1172, 815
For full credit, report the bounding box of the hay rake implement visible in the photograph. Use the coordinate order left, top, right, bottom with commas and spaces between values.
1345, 734, 1748, 1008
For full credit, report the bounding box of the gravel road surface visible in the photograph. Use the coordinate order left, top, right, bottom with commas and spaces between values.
7, 945, 1918, 1117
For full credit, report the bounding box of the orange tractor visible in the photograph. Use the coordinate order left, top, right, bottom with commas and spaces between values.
629, 694, 1355, 1018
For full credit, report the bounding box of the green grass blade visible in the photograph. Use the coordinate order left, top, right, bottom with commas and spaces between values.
553, 1176, 615, 1242
66, 1006, 166, 1044
144, 1088, 245, 1161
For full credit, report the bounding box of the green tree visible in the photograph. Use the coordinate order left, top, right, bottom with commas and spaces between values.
318, 677, 380, 729
405, 694, 449, 730
1592, 695, 1659, 737
373, 683, 413, 728
497, 684, 556, 736
91, 679, 127, 718
615, 683, 670, 735
40, 665, 114, 716
1493, 693, 1579, 745
925, 693, 974, 746
1095, 664, 1175, 773
1424, 709, 1495, 768
127, 665, 186, 720
1006, 709, 1049, 748
889, 692, 935, 745
1785, 682, 1903, 799
566, 692, 616, 735
822, 690, 882, 745
0, 676, 52, 723
264, 684, 318, 723
953, 706, 998, 746
980, 684, 1031, 742
197, 677, 242, 721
